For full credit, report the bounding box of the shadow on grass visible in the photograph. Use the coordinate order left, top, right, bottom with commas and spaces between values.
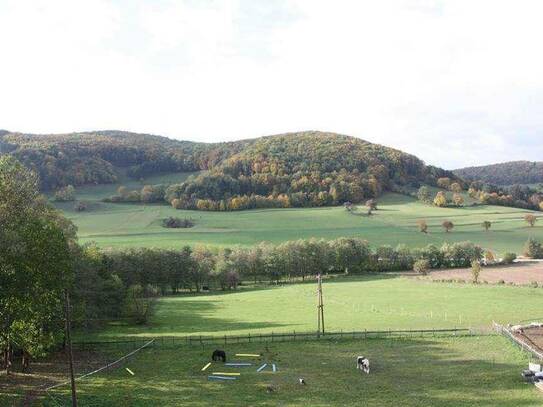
89, 298, 294, 338
44, 336, 540, 407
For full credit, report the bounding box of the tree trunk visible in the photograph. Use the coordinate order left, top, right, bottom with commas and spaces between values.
22, 350, 30, 373
4, 342, 12, 375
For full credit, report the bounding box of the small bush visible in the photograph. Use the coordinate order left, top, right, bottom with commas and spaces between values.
471, 260, 481, 284
524, 238, 543, 259
413, 259, 430, 275
498, 279, 505, 285
162, 217, 195, 229
530, 281, 539, 288
502, 252, 516, 264
54, 185, 76, 201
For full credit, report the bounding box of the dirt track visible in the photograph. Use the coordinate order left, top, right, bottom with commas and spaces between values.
519, 326, 543, 355
412, 260, 543, 285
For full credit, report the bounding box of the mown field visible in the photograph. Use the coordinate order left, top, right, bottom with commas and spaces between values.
45, 336, 542, 407
56, 179, 542, 253
78, 275, 543, 341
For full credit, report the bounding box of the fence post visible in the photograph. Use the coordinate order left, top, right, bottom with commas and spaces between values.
272, 332, 274, 343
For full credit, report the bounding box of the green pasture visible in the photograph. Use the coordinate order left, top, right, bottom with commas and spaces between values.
46, 336, 542, 407
57, 183, 542, 253
79, 275, 543, 341
61, 170, 198, 202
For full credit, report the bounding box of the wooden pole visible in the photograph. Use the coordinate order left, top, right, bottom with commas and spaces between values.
317, 274, 325, 337
65, 290, 78, 407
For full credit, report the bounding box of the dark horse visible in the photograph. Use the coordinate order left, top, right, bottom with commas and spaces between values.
212, 349, 226, 362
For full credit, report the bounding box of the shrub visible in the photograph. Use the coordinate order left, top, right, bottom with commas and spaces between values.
471, 260, 481, 284
484, 250, 496, 264
162, 217, 195, 229
524, 237, 543, 259
413, 259, 430, 275
502, 252, 516, 264
54, 185, 76, 201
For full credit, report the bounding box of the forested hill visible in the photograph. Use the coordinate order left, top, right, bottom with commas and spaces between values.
0, 130, 459, 209
0, 130, 249, 190
454, 161, 543, 185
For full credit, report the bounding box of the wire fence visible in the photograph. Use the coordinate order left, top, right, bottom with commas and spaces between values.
72, 327, 478, 351
493, 321, 543, 361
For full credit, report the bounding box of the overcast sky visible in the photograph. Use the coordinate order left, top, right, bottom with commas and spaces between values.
0, 0, 542, 169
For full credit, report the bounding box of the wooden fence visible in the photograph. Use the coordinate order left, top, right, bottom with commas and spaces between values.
73, 327, 472, 351
493, 322, 543, 361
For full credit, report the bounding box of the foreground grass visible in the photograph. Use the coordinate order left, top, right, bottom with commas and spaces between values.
79, 275, 543, 341
47, 336, 542, 407
58, 188, 542, 253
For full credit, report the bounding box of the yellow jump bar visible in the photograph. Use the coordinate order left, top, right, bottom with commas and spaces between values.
201, 362, 212, 371
235, 353, 260, 357
212, 372, 240, 376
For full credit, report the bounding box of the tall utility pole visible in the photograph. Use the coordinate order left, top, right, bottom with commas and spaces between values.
65, 290, 78, 407
316, 274, 325, 337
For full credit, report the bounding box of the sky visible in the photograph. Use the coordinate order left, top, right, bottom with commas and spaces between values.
0, 0, 542, 169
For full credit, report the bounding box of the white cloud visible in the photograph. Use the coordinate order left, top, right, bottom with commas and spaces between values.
0, 0, 541, 168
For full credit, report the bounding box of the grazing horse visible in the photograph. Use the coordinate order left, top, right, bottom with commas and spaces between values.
212, 349, 226, 362
357, 356, 370, 374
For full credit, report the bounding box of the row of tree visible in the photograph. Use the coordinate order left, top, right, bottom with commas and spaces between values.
74, 239, 484, 322
468, 182, 543, 211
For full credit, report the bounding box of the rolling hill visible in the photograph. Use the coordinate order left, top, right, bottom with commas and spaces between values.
454, 160, 543, 186
1, 130, 460, 209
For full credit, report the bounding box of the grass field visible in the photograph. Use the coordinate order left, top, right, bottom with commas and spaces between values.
78, 275, 543, 341
57, 182, 542, 253
45, 336, 542, 407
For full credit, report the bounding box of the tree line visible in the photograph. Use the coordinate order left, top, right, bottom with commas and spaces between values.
414, 178, 542, 212
454, 160, 543, 186
468, 182, 543, 211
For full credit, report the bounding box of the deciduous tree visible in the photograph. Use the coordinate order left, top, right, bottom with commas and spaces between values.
433, 191, 448, 207
524, 213, 537, 227
442, 220, 454, 233
417, 220, 428, 234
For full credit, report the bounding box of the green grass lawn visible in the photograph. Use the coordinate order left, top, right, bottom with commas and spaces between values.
46, 336, 543, 407
78, 275, 543, 341
57, 185, 542, 253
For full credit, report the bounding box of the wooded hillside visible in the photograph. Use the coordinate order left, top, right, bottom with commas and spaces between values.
0, 130, 459, 209
165, 132, 458, 210
0, 130, 247, 190
454, 161, 543, 185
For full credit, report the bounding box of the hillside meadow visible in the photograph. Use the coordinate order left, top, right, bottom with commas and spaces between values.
57, 183, 542, 253
77, 275, 543, 341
